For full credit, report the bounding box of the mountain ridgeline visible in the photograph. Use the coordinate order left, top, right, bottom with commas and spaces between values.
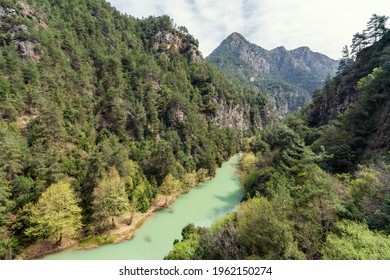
1, 0, 389, 261
166, 17, 390, 260
0, 0, 274, 259
207, 32, 339, 115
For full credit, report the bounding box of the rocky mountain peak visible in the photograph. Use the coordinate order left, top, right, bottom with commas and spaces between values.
271, 46, 287, 52
292, 46, 311, 53
220, 32, 252, 50
226, 32, 247, 42
207, 34, 339, 115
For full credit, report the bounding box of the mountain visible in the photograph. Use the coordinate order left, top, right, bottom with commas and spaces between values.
167, 25, 390, 261
0, 0, 275, 259
207, 32, 339, 115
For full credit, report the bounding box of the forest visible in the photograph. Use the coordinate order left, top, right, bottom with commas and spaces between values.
0, 0, 389, 260
166, 15, 390, 260
0, 0, 272, 259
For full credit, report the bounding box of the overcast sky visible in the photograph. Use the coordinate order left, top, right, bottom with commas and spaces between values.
108, 0, 390, 59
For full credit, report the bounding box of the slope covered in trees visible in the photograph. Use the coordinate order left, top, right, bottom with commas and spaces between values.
166, 15, 390, 260
0, 0, 274, 259
207, 32, 339, 115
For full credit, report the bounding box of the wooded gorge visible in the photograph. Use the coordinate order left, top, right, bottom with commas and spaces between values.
0, 0, 273, 259
166, 16, 390, 260
0, 0, 389, 261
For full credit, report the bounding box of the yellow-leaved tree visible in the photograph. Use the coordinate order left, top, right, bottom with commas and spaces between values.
25, 181, 82, 245
92, 167, 129, 232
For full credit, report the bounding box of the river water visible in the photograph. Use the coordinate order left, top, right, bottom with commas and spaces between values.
41, 155, 243, 260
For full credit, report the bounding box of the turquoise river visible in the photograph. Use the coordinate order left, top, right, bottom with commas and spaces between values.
41, 155, 244, 260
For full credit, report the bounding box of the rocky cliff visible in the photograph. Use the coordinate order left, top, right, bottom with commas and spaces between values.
308, 31, 390, 128
308, 30, 390, 154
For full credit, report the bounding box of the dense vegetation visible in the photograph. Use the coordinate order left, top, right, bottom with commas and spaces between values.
166, 16, 390, 260
0, 0, 274, 259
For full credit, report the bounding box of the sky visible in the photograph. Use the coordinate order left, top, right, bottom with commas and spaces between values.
108, 0, 390, 59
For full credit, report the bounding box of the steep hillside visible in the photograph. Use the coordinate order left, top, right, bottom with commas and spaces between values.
308, 29, 390, 168
309, 31, 390, 126
0, 0, 274, 259
207, 32, 338, 115
166, 16, 390, 261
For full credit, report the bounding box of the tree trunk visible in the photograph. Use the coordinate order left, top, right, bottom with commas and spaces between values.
57, 232, 62, 246
5, 244, 12, 260
129, 213, 133, 225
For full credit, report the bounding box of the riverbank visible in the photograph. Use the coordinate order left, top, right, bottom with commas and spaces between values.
78, 193, 180, 248
22, 155, 243, 260
16, 193, 180, 259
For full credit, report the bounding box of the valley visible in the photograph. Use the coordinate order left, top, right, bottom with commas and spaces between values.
0, 0, 388, 261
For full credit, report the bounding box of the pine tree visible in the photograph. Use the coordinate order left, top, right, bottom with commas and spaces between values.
337, 45, 352, 73
365, 14, 389, 44
350, 32, 368, 59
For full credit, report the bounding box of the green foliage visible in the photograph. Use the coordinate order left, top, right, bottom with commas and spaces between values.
164, 223, 201, 260
11, 176, 44, 210
158, 173, 181, 195
365, 14, 389, 44
0, 122, 27, 181
309, 28, 390, 172
237, 195, 304, 259
79, 234, 115, 248
25, 181, 82, 244
122, 160, 153, 213
0, 174, 11, 226
349, 163, 390, 231
175, 112, 350, 260
169, 16, 390, 261
350, 14, 388, 58
322, 220, 390, 259
337, 45, 353, 74
240, 152, 256, 171
91, 167, 129, 232
0, 0, 276, 258
165, 236, 200, 260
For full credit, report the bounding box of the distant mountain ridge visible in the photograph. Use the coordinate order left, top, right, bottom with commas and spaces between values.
207, 32, 339, 114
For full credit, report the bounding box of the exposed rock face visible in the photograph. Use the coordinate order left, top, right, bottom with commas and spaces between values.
153, 31, 203, 62
0, 6, 17, 18
207, 98, 274, 132
150, 31, 275, 133
308, 31, 390, 152
14, 40, 39, 60
207, 32, 339, 115
213, 103, 251, 130
308, 41, 388, 127
267, 86, 307, 115
0, 3, 44, 60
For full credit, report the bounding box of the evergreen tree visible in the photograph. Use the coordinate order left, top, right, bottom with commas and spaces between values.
0, 0, 273, 257
365, 14, 389, 44
337, 45, 352, 73
350, 32, 368, 59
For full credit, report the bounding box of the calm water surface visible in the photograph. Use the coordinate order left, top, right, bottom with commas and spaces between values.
41, 156, 243, 260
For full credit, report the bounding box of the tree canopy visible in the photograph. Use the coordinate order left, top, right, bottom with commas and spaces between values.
25, 181, 82, 244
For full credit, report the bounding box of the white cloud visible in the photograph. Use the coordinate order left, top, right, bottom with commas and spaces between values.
108, 0, 390, 59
